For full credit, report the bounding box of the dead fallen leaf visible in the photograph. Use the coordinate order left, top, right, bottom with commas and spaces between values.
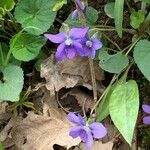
41, 56, 104, 95
61, 88, 94, 111
11, 111, 81, 150
79, 141, 114, 150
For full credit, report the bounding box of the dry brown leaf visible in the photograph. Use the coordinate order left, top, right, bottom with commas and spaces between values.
11, 111, 81, 150
41, 56, 104, 94
79, 141, 114, 150
61, 88, 94, 111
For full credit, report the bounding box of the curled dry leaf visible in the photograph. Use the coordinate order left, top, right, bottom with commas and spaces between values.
41, 56, 104, 94
11, 111, 81, 150
79, 141, 114, 150
61, 88, 94, 111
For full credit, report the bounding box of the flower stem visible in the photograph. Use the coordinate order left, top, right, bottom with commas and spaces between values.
89, 58, 97, 102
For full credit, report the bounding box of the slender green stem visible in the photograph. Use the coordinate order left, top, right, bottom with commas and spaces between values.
125, 0, 132, 13
0, 44, 4, 65
141, 2, 146, 13
125, 38, 140, 55
91, 27, 136, 34
90, 74, 118, 117
103, 33, 122, 51
89, 58, 97, 102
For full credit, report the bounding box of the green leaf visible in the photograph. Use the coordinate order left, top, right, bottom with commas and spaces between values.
53, 0, 67, 11
114, 0, 124, 38
14, 0, 56, 35
109, 80, 139, 145
0, 0, 15, 11
130, 10, 145, 29
99, 50, 129, 73
86, 7, 99, 24
11, 33, 46, 61
96, 84, 115, 121
0, 65, 24, 101
0, 142, 3, 150
104, 2, 115, 18
134, 39, 150, 81
141, 0, 150, 3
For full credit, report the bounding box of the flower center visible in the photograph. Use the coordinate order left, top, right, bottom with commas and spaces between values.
83, 125, 90, 133
65, 38, 72, 46
86, 40, 93, 48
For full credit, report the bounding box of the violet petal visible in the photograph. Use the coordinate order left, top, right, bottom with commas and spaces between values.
90, 122, 107, 139
71, 9, 79, 19
74, 0, 85, 10
73, 41, 86, 56
70, 27, 88, 39
90, 48, 96, 59
143, 116, 150, 124
44, 32, 66, 44
67, 112, 84, 125
142, 104, 150, 114
92, 38, 103, 50
69, 126, 83, 138
85, 132, 93, 148
55, 43, 66, 60
79, 129, 87, 142
66, 47, 76, 59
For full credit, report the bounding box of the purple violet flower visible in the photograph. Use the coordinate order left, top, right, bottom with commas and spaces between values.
81, 35, 103, 58
142, 104, 150, 124
67, 112, 107, 148
44, 27, 88, 60
72, 0, 86, 19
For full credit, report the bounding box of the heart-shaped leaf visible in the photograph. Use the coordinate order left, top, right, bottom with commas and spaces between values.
14, 0, 56, 35
109, 80, 139, 145
104, 2, 115, 18
0, 0, 15, 11
130, 10, 145, 29
134, 40, 150, 81
99, 50, 129, 73
0, 65, 24, 101
11, 33, 46, 61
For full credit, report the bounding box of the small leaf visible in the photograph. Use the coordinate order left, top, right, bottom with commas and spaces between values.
14, 0, 56, 35
114, 0, 124, 38
109, 80, 139, 145
53, 0, 67, 11
130, 10, 145, 29
86, 7, 99, 24
104, 2, 115, 18
11, 33, 46, 61
99, 51, 129, 73
134, 39, 150, 81
0, 0, 15, 11
0, 65, 24, 101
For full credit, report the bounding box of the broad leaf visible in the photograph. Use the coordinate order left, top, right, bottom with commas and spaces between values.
130, 10, 145, 29
114, 0, 124, 38
104, 2, 115, 18
109, 80, 139, 145
86, 7, 99, 24
14, 0, 56, 35
11, 33, 46, 61
134, 40, 150, 81
0, 65, 24, 101
99, 50, 129, 73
